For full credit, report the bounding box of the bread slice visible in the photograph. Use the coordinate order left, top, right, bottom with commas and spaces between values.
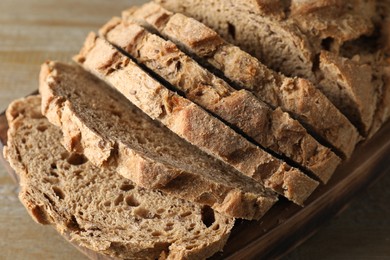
3, 95, 235, 259
154, 0, 378, 139
318, 51, 377, 135
155, 0, 316, 81
369, 65, 390, 138
74, 33, 319, 205
98, 17, 338, 184
39, 61, 278, 220
121, 3, 340, 182
156, 0, 376, 77
123, 3, 359, 160
289, 0, 376, 52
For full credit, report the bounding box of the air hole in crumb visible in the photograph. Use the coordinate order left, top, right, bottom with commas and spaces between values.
104, 201, 111, 207
164, 223, 174, 231
180, 211, 192, 218
135, 135, 147, 145
66, 215, 81, 230
321, 37, 334, 51
134, 207, 150, 219
60, 152, 69, 160
43, 177, 57, 184
157, 208, 165, 214
37, 125, 48, 132
164, 226, 173, 232
52, 186, 65, 200
227, 22, 236, 40
111, 110, 122, 118
49, 171, 59, 177
190, 223, 196, 228
21, 138, 26, 144
50, 163, 57, 169
120, 183, 135, 191
212, 224, 220, 231
201, 206, 215, 228
114, 194, 124, 206
175, 61, 182, 71
152, 231, 162, 237
67, 153, 88, 166
125, 195, 140, 207
186, 245, 195, 250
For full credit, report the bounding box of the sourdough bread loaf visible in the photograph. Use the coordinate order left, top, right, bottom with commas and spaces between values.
99, 18, 339, 185
3, 95, 235, 260
74, 33, 319, 205
39, 61, 278, 220
155, 0, 383, 139
3, 1, 390, 259
122, 3, 342, 183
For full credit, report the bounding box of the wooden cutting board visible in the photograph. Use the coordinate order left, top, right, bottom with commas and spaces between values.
1, 0, 390, 259
1, 105, 390, 259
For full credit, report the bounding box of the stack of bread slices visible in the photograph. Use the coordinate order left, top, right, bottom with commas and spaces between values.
3, 1, 390, 259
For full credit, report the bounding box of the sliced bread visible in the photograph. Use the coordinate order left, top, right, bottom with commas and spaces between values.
369, 65, 390, 138
155, 0, 378, 140
289, 0, 376, 52
98, 17, 338, 184
318, 51, 377, 135
155, 0, 316, 81
124, 3, 359, 159
74, 33, 319, 205
3, 95, 235, 259
39, 61, 278, 220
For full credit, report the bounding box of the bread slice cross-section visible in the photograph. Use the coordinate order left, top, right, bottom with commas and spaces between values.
3, 95, 235, 259
318, 51, 377, 135
118, 4, 342, 183
39, 61, 278, 220
123, 2, 360, 159
74, 33, 319, 205
149, 0, 361, 158
155, 0, 317, 81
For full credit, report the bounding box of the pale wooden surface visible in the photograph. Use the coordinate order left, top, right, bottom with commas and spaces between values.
0, 0, 389, 259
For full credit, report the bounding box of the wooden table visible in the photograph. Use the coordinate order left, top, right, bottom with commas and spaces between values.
0, 1, 389, 259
